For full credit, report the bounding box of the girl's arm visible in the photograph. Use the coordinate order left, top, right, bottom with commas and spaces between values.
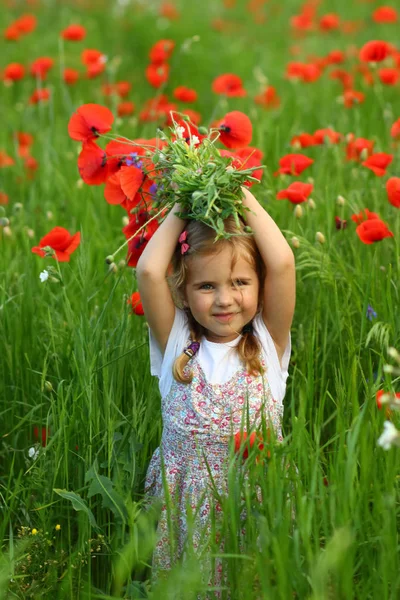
136, 203, 187, 354
241, 187, 295, 364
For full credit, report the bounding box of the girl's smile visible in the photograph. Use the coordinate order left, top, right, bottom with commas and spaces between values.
184, 245, 260, 343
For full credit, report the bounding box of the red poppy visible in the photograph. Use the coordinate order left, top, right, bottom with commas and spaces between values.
3, 63, 25, 81
0, 151, 15, 168
290, 133, 316, 148
78, 140, 108, 185
4, 24, 21, 41
359, 40, 390, 63
0, 192, 9, 205
274, 153, 314, 176
372, 7, 398, 24
319, 13, 340, 31
376, 390, 399, 416
119, 165, 145, 199
145, 63, 170, 88
285, 62, 321, 83
33, 426, 50, 447
313, 128, 342, 144
63, 68, 79, 85
68, 103, 114, 143
335, 216, 347, 230
343, 89, 365, 108
220, 147, 263, 186
81, 48, 103, 65
386, 177, 400, 208
139, 95, 177, 122
217, 111, 252, 149
115, 81, 131, 98
390, 118, 400, 139
346, 135, 374, 161
351, 208, 380, 225
378, 68, 399, 86
127, 291, 144, 316
254, 85, 281, 109
117, 101, 135, 117
61, 24, 86, 41
15, 14, 37, 35
32, 226, 81, 261
159, 2, 180, 20
86, 60, 106, 78
29, 88, 51, 104
30, 57, 54, 80
149, 39, 175, 64
326, 50, 345, 64
180, 108, 202, 125
123, 214, 159, 267
104, 172, 127, 205
233, 430, 270, 460
173, 86, 198, 103
362, 153, 393, 176
277, 181, 313, 204
212, 73, 247, 97
329, 68, 353, 90
356, 218, 394, 244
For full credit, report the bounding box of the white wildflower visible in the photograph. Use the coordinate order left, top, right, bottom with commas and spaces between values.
28, 447, 39, 460
191, 135, 200, 146
175, 126, 185, 139
377, 421, 400, 450
39, 270, 49, 283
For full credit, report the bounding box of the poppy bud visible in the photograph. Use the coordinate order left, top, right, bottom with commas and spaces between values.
294, 205, 303, 218
244, 226, 253, 233
108, 262, 118, 273
105, 255, 115, 264
2, 226, 12, 237
198, 126, 208, 135
291, 236, 300, 248
122, 216, 129, 226
316, 231, 326, 244
308, 198, 316, 209
388, 347, 399, 361
360, 148, 369, 161
336, 195, 346, 206
0, 218, 10, 227
44, 381, 53, 392
13, 203, 23, 213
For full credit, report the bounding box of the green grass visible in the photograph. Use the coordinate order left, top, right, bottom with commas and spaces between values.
1, 0, 400, 598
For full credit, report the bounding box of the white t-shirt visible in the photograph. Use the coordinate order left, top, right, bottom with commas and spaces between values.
149, 308, 291, 403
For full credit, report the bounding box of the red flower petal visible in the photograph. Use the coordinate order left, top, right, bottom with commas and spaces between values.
218, 111, 252, 149
78, 140, 108, 185
119, 165, 145, 199
386, 177, 400, 208
68, 103, 114, 142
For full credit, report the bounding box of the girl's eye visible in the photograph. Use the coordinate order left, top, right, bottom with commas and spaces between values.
200, 284, 213, 290
234, 280, 246, 286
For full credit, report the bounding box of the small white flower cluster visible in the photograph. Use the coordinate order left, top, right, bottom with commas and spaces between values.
378, 422, 400, 450
39, 270, 49, 283
28, 446, 40, 460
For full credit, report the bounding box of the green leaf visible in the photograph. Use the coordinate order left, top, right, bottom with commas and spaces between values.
53, 489, 100, 531
85, 460, 129, 524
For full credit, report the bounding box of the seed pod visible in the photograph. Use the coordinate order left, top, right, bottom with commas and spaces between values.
336, 195, 346, 206
316, 231, 326, 244
308, 198, 316, 209
291, 236, 300, 248
105, 255, 115, 265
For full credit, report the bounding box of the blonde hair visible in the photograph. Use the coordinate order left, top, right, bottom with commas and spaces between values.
168, 215, 266, 384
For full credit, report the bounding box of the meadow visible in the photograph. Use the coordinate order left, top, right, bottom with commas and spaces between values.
1, 0, 400, 598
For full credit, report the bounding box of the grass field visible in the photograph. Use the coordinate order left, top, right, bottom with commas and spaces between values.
1, 0, 400, 598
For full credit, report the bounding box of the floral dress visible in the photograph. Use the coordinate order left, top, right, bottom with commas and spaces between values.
144, 336, 284, 594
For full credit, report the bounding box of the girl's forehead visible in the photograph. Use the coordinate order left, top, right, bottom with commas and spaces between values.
186, 246, 255, 278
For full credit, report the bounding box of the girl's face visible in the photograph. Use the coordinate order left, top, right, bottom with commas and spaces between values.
184, 244, 260, 343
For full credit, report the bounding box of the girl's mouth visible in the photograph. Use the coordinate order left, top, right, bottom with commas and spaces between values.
214, 313, 234, 321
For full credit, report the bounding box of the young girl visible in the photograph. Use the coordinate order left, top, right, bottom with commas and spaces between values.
136, 186, 295, 592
